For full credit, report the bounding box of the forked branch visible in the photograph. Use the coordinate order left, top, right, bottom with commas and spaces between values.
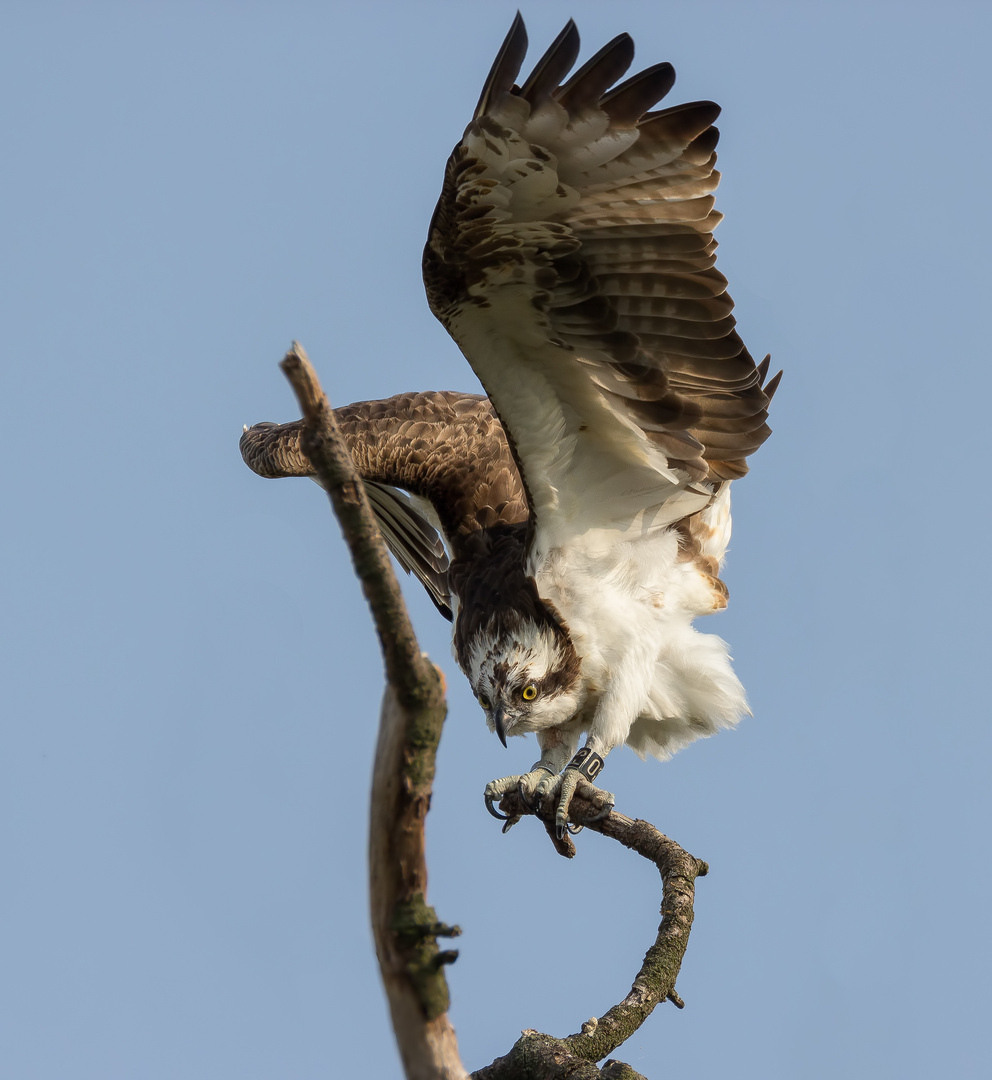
241, 344, 708, 1080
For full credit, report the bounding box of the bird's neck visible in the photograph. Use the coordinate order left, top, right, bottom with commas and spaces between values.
447, 524, 578, 677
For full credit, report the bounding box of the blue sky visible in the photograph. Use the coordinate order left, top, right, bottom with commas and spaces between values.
2, 2, 990, 1077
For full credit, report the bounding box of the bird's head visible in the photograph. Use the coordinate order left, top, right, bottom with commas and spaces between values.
464, 616, 583, 745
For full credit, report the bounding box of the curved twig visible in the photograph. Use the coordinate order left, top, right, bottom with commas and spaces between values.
473, 786, 707, 1076
564, 811, 706, 1063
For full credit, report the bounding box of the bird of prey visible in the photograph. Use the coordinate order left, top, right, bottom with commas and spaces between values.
241, 16, 779, 838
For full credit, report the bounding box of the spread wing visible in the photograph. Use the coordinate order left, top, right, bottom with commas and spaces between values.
240, 392, 529, 618
423, 16, 779, 555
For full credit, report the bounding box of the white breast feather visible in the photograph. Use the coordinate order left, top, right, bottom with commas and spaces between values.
534, 490, 747, 763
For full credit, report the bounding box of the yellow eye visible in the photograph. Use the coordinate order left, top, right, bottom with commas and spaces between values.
478, 694, 491, 710
522, 684, 538, 702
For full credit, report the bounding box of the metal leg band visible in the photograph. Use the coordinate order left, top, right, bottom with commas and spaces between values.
567, 747, 605, 783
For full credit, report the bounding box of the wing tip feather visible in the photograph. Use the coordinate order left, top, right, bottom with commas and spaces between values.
762, 365, 783, 403
519, 19, 580, 105
474, 12, 528, 118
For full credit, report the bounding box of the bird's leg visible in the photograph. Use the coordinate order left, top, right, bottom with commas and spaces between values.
541, 735, 615, 839
540, 663, 652, 836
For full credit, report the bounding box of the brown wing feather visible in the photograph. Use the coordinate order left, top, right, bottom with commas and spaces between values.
240, 393, 529, 612
363, 481, 452, 618
333, 392, 527, 544
425, 19, 778, 512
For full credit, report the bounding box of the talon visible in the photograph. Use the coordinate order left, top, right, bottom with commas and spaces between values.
515, 765, 557, 811
585, 792, 615, 823
553, 767, 581, 839
484, 766, 572, 829
567, 822, 584, 835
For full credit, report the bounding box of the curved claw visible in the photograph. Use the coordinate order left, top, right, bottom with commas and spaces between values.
552, 773, 615, 838
485, 793, 513, 821
585, 795, 615, 823
517, 777, 538, 810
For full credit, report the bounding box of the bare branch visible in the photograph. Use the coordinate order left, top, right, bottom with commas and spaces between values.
564, 812, 706, 1063
277, 342, 434, 705
273, 344, 465, 1080
371, 686, 466, 1080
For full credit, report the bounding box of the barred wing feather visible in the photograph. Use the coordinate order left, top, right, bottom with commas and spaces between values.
423, 16, 778, 554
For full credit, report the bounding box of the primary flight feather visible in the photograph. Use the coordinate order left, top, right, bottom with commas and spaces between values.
242, 16, 779, 837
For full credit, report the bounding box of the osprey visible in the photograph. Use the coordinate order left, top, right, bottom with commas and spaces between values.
242, 17, 779, 838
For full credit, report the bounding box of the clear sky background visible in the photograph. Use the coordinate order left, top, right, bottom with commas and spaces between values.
2, 1, 990, 1077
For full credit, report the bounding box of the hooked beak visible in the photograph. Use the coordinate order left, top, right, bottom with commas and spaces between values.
492, 705, 507, 748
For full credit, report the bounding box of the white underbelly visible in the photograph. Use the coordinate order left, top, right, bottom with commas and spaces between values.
534, 525, 749, 760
